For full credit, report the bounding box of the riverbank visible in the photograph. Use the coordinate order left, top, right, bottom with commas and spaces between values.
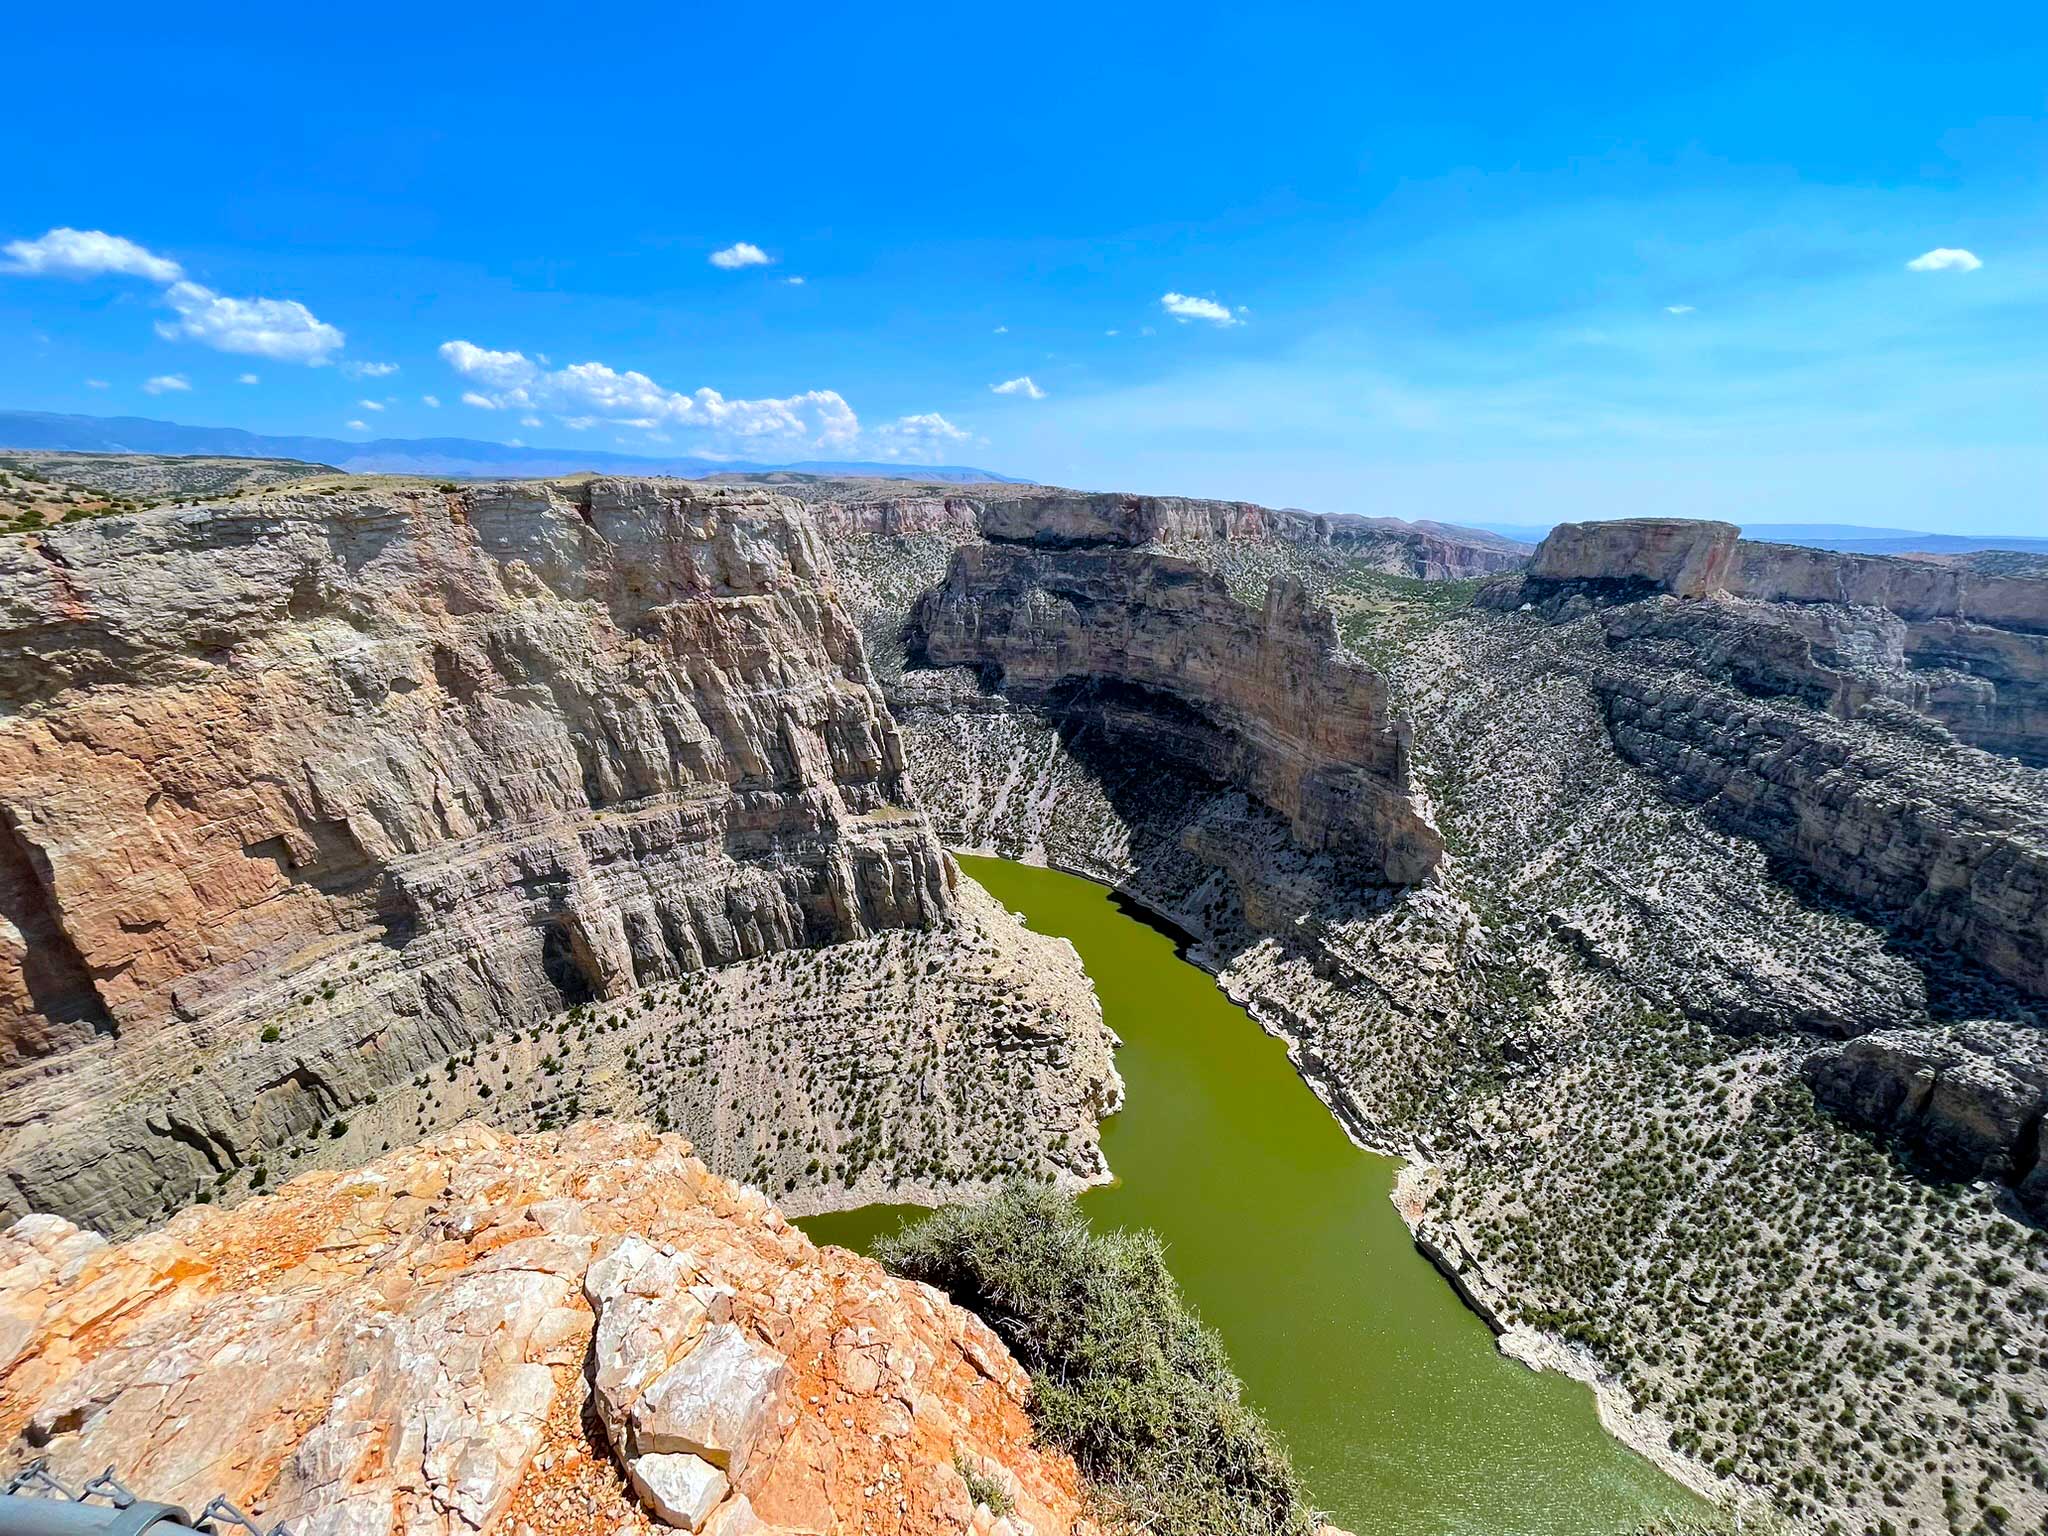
941, 843, 1734, 1520
812, 853, 1699, 1534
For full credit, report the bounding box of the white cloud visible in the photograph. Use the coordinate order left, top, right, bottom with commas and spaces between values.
155, 280, 345, 363
346, 419, 369, 431
1105, 328, 1120, 336
784, 275, 806, 286
1906, 247, 1981, 273
439, 338, 859, 447
1161, 291, 1242, 326
358, 398, 385, 410
142, 374, 190, 394
709, 241, 772, 269
873, 412, 972, 461
85, 378, 109, 389
421, 394, 441, 408
342, 360, 399, 378
992, 325, 1008, 334
3, 227, 183, 283
238, 372, 260, 384
1664, 305, 1695, 315
520, 415, 543, 427
991, 375, 1046, 399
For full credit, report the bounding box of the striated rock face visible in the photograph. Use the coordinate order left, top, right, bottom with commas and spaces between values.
909, 541, 1442, 883
1598, 674, 2048, 1002
1508, 518, 2048, 765
807, 495, 982, 541
1804, 1027, 2047, 1214
0, 1121, 1095, 1536
971, 489, 1295, 547
1526, 518, 1741, 598
797, 480, 1529, 581
0, 480, 961, 1232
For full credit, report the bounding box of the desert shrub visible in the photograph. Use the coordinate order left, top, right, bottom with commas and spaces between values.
876, 1184, 1314, 1536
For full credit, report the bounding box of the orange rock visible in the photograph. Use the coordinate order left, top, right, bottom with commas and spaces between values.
0, 1121, 1095, 1536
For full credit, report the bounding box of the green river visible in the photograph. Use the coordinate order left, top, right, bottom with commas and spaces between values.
800, 856, 1693, 1534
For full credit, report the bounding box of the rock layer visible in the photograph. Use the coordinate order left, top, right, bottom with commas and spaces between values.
0, 481, 960, 1231
909, 541, 1442, 883
1804, 1027, 2048, 1213
0, 1121, 1095, 1536
1491, 519, 2048, 1004
804, 482, 1529, 580
1511, 517, 2048, 765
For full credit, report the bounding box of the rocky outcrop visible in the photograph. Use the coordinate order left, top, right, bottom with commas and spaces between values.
909, 542, 1442, 884
0, 1121, 1096, 1536
1598, 673, 2048, 1003
1526, 518, 1741, 598
0, 481, 966, 1231
1804, 1027, 2047, 1214
1503, 517, 2048, 765
1488, 519, 2048, 1004
797, 481, 1528, 580
970, 490, 1295, 547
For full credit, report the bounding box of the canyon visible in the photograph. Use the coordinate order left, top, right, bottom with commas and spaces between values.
1, 468, 2044, 1536
820, 496, 2046, 1534
0, 479, 1116, 1235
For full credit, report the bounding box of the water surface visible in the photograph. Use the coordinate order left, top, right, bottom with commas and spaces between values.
801, 856, 1691, 1534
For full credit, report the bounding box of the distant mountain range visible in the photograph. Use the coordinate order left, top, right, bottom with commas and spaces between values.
0, 410, 1027, 485
1466, 518, 2048, 557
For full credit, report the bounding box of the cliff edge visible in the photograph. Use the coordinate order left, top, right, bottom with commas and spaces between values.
0, 1120, 1094, 1536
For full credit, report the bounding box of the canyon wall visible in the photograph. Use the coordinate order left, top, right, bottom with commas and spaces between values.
1498, 517, 2048, 1205
0, 1120, 1096, 1536
803, 481, 1530, 580
1515, 517, 2048, 764
909, 541, 1443, 884
1494, 518, 2048, 1004
1803, 1028, 2047, 1214
0, 481, 969, 1231
1596, 672, 2048, 1002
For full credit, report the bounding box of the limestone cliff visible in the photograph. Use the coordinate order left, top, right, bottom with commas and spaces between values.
0, 1121, 1096, 1536
0, 481, 1113, 1236
1804, 1027, 2047, 1213
1511, 516, 2048, 765
802, 481, 1528, 580
908, 542, 1442, 884
1489, 518, 2048, 1003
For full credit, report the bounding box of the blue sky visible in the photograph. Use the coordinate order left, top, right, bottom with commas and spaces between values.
5, 1, 2044, 533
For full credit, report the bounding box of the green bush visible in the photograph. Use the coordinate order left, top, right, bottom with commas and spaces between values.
875, 1185, 1315, 1536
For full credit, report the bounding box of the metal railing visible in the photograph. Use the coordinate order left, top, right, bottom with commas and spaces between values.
0, 1463, 291, 1536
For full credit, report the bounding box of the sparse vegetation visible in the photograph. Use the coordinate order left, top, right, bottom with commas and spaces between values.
878, 1186, 1316, 1536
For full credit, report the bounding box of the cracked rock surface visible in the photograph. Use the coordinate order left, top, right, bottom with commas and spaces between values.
0, 1120, 1094, 1536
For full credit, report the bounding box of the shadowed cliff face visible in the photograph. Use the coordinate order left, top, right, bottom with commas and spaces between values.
908, 540, 1443, 886
1495, 517, 2048, 1207
0, 480, 969, 1230
1514, 516, 2048, 766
